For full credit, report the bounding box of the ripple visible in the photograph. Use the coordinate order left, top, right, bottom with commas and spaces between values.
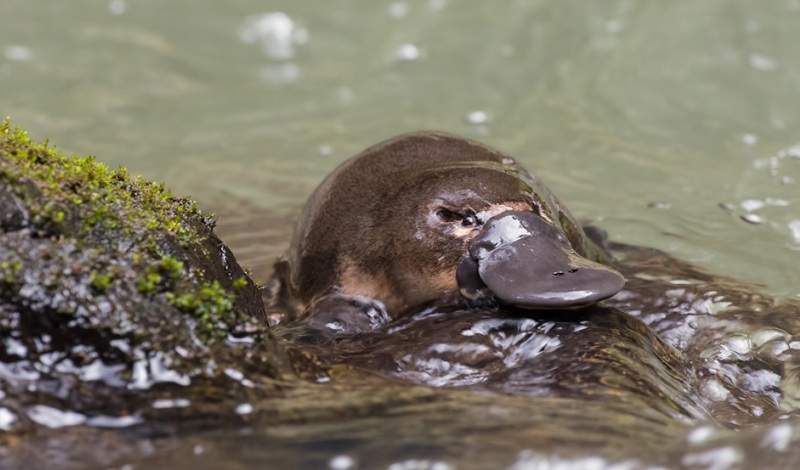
394, 43, 420, 61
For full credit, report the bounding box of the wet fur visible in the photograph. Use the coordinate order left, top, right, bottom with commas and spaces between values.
267, 131, 611, 322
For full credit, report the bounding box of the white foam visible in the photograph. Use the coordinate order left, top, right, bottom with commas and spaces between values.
27, 405, 86, 428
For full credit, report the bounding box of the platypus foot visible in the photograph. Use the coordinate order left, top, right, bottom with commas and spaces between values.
307, 293, 390, 334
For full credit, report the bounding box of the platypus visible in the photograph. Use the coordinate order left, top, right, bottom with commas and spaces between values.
269, 131, 625, 333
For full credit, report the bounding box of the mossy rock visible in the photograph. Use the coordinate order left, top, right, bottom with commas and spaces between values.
0, 120, 320, 438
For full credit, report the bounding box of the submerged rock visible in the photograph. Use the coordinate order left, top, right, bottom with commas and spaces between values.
0, 120, 320, 443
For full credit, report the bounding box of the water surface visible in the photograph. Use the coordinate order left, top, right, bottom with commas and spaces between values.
3, 1, 800, 468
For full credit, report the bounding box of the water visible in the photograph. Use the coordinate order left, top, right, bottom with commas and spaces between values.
3, 1, 800, 468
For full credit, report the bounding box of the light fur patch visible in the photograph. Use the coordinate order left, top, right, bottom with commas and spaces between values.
452, 202, 533, 238
337, 259, 397, 304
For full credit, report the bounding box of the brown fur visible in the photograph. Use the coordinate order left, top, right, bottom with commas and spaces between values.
270, 131, 607, 320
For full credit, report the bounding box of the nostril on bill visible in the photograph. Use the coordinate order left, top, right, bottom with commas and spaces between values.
553, 268, 579, 277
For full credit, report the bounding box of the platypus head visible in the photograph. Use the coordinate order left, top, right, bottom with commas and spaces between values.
390, 164, 625, 311
289, 131, 624, 317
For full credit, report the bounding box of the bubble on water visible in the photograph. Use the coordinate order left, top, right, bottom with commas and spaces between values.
27, 405, 86, 428
235, 403, 253, 415
789, 221, 800, 244
239, 12, 307, 60
682, 447, 742, 470
152, 398, 190, 409
686, 425, 716, 443
790, 147, 800, 158
329, 454, 355, 470
87, 414, 143, 428
224, 368, 244, 381
389, 2, 408, 18
739, 199, 764, 212
741, 133, 758, 146
740, 213, 764, 224
394, 43, 420, 61
194, 445, 204, 455
0, 407, 17, 430
4, 45, 32, 62
761, 423, 792, 452
319, 145, 333, 156
749, 54, 777, 71
108, 0, 126, 15
466, 111, 489, 124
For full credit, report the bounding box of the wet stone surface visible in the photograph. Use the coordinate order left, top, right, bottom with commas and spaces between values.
0, 122, 323, 464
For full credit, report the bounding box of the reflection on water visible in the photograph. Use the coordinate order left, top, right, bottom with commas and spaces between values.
3, 0, 800, 468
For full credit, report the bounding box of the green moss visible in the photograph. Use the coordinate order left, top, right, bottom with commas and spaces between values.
0, 260, 23, 283
166, 280, 237, 342
0, 118, 208, 248
232, 276, 248, 291
159, 255, 184, 279
135, 255, 186, 294
0, 118, 245, 343
89, 272, 113, 292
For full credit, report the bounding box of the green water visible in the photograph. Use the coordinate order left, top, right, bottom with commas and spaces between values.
3, 1, 800, 468
2, 0, 800, 297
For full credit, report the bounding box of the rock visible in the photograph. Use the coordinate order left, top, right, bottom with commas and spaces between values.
0, 120, 319, 440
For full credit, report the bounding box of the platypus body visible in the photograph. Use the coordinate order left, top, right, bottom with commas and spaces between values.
270, 132, 624, 333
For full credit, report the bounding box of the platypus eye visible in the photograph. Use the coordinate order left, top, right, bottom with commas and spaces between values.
435, 207, 481, 228
461, 215, 478, 227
